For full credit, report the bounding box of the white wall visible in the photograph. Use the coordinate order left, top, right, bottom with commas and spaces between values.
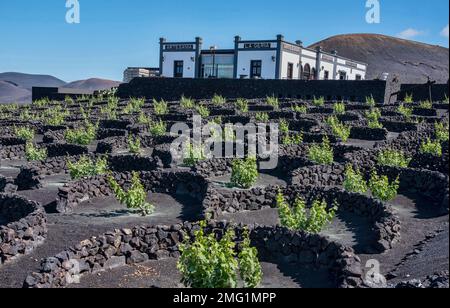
236, 50, 277, 79
161, 51, 196, 78
319, 61, 335, 80
280, 51, 301, 79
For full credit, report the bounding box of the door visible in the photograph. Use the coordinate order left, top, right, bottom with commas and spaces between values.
250, 60, 262, 79
174, 61, 184, 78
287, 63, 294, 80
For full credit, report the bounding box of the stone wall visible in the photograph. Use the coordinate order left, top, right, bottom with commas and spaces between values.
56, 170, 209, 214
24, 221, 363, 288
0, 194, 47, 265
117, 77, 390, 104
397, 83, 449, 102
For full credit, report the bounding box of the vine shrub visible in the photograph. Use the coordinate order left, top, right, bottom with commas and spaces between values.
404, 93, 414, 104
279, 119, 289, 134
368, 171, 400, 202
196, 105, 210, 117
377, 149, 411, 168
255, 112, 269, 123
308, 137, 334, 165
276, 192, 337, 233
230, 156, 259, 189
14, 126, 35, 141
108, 171, 154, 216
282, 132, 303, 145
435, 122, 449, 142
420, 138, 442, 157
366, 95, 376, 107
343, 165, 368, 193
149, 119, 167, 136
153, 99, 169, 115
128, 135, 141, 154
235, 99, 249, 113
64, 122, 97, 145
398, 104, 413, 119
266, 96, 279, 110
327, 116, 351, 142
183, 143, 206, 166
212, 94, 226, 106
177, 221, 262, 289
292, 105, 308, 114
67, 156, 108, 180
313, 96, 325, 107
365, 108, 383, 129
25, 142, 47, 161
418, 100, 432, 109
180, 96, 195, 109
333, 102, 346, 115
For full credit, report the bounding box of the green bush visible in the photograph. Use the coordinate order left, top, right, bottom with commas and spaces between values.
64, 122, 97, 145
377, 149, 411, 168
153, 99, 169, 115
333, 102, 346, 115
255, 112, 269, 123
266, 96, 279, 110
282, 132, 303, 145
276, 192, 337, 233
212, 94, 226, 106
137, 111, 150, 124
343, 165, 368, 193
368, 171, 400, 202
326, 116, 351, 142
279, 119, 289, 134
435, 122, 449, 142
44, 105, 68, 126
183, 142, 206, 166
25, 142, 47, 161
235, 99, 249, 113
14, 126, 35, 141
196, 104, 210, 117
108, 171, 154, 216
180, 96, 195, 109
365, 108, 383, 129
123, 97, 145, 114
404, 93, 414, 104
418, 100, 432, 109
230, 156, 259, 189
128, 135, 141, 154
444, 94, 449, 104
149, 119, 167, 136
67, 156, 108, 180
398, 104, 413, 119
308, 137, 334, 165
292, 105, 308, 114
177, 221, 262, 288
420, 138, 442, 157
313, 96, 325, 107
366, 95, 376, 107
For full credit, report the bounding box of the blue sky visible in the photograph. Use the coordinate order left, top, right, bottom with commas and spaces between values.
0, 0, 448, 82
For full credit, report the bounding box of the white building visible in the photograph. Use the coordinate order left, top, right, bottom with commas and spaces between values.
123, 67, 159, 83
159, 35, 367, 80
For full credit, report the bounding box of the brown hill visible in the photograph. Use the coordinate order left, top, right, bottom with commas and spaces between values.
309, 34, 449, 83
0, 81, 31, 104
64, 78, 121, 91
0, 72, 66, 90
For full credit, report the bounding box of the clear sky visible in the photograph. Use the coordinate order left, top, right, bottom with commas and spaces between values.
0, 0, 448, 82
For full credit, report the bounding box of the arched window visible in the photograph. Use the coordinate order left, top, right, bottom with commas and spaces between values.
303, 64, 311, 80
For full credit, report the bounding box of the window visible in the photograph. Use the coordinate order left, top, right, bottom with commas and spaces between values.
355, 74, 362, 80
287, 63, 294, 80
339, 71, 347, 80
324, 71, 330, 80
250, 60, 262, 78
174, 61, 184, 78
